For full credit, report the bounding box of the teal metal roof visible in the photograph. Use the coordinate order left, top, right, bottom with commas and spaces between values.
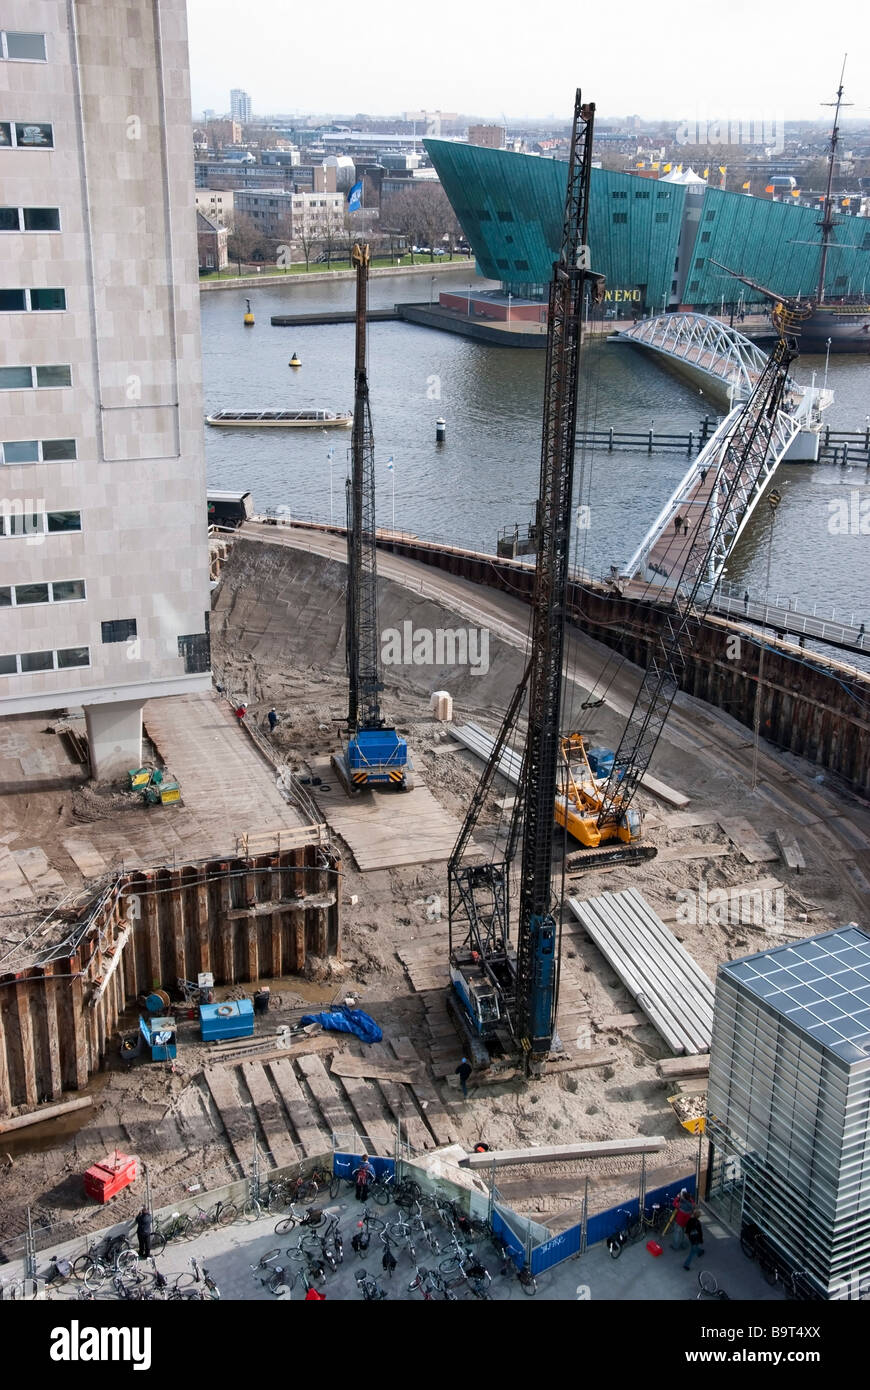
425, 139, 684, 310
683, 187, 870, 305
424, 139, 870, 311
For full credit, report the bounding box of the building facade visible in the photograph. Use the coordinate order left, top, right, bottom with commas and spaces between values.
195, 188, 235, 226
467, 124, 506, 149
229, 88, 251, 124
233, 188, 345, 239
196, 211, 229, 273
0, 1, 211, 775
424, 139, 870, 311
706, 927, 870, 1299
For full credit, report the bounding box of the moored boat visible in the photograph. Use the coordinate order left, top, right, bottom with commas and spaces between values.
206, 408, 352, 428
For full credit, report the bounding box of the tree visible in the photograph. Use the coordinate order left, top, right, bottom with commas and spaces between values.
296, 218, 322, 272
226, 213, 268, 272
382, 183, 456, 261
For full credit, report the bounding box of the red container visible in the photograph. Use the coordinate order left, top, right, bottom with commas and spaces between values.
83, 1151, 138, 1203
646, 1239, 663, 1257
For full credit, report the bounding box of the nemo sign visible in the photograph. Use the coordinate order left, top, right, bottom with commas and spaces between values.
603, 289, 642, 302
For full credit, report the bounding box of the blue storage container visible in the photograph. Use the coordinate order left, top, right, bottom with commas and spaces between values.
200, 999, 255, 1042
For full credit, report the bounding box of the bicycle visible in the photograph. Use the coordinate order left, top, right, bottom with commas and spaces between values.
739, 1222, 779, 1283
408, 1265, 454, 1301
190, 1256, 221, 1300
492, 1238, 537, 1296
274, 1203, 328, 1235
388, 1212, 417, 1259
606, 1208, 641, 1259
463, 1253, 493, 1300
355, 1268, 388, 1301
152, 1211, 187, 1247
697, 1270, 730, 1300
73, 1234, 138, 1287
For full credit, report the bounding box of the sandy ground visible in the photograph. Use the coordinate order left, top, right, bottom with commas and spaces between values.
0, 534, 866, 1249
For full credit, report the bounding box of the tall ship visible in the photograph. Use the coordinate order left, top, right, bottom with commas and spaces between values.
714, 66, 870, 354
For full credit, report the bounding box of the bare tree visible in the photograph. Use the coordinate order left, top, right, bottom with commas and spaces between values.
382, 183, 456, 261
296, 217, 322, 272
226, 213, 268, 272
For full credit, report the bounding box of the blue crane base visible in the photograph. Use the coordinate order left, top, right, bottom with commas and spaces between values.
333, 727, 414, 793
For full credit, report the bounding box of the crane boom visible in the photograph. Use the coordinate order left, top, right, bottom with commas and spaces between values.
346, 243, 382, 731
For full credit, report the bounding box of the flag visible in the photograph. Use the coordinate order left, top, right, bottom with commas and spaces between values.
347, 180, 363, 212
703, 167, 709, 178
636, 161, 645, 168
663, 162, 671, 172
386, 457, 394, 472
792, 189, 801, 197
742, 180, 750, 190
718, 166, 726, 175
651, 161, 660, 170
841, 198, 850, 207
765, 184, 775, 193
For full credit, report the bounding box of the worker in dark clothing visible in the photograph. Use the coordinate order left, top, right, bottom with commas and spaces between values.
743, 590, 750, 612
353, 1154, 375, 1202
671, 1188, 694, 1250
456, 1057, 473, 1099
267, 708, 278, 733
253, 986, 270, 1016
683, 1211, 705, 1270
134, 1208, 152, 1259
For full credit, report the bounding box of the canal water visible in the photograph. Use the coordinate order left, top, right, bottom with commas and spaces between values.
201, 269, 869, 624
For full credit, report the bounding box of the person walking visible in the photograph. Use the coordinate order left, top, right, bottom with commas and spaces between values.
671, 1189, 694, 1251
455, 1057, 473, 1099
134, 1207, 152, 1259
858, 623, 865, 647
234, 702, 247, 723
683, 1211, 705, 1270
674, 514, 683, 534
353, 1154, 375, 1202
267, 708, 278, 733
743, 590, 750, 613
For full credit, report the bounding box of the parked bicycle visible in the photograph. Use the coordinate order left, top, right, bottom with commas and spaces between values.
274, 1203, 328, 1235
73, 1234, 138, 1288
355, 1268, 388, 1301
697, 1270, 730, 1300
492, 1236, 536, 1295
607, 1208, 641, 1259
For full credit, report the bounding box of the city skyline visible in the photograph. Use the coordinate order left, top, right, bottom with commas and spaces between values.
187, 0, 867, 123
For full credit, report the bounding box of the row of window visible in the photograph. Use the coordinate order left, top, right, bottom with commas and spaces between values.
0, 647, 90, 676
1, 439, 76, 465
0, 578, 85, 606
0, 510, 82, 537
0, 288, 66, 311
0, 207, 61, 231
613, 212, 671, 225
0, 31, 46, 61
0, 365, 72, 389
0, 122, 53, 148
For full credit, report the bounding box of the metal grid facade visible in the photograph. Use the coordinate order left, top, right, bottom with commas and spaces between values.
425, 139, 870, 309
706, 927, 870, 1299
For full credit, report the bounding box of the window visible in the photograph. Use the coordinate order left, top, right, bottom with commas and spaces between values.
701, 232, 711, 243
102, 618, 137, 643
0, 288, 66, 311
2, 32, 47, 61
514, 259, 529, 270
613, 213, 628, 224
0, 655, 16, 675
496, 210, 513, 222
0, 587, 9, 606
0, 366, 33, 389
695, 257, 705, 270
611, 191, 627, 200
496, 258, 509, 270
706, 211, 715, 221
0, 123, 53, 148
51, 579, 86, 603
477, 209, 492, 221
655, 213, 670, 223
36, 365, 72, 387
1, 438, 75, 464
656, 191, 670, 200
14, 582, 49, 605
46, 510, 81, 533
20, 650, 53, 672
22, 208, 60, 231
57, 647, 89, 669
0, 209, 19, 230
178, 631, 210, 674
689, 279, 700, 292
634, 190, 650, 200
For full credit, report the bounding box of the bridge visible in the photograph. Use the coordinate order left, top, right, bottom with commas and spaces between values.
617, 314, 833, 588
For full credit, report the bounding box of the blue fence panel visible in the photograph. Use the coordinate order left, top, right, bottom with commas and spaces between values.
530, 1223, 581, 1275
333, 1153, 395, 1181
492, 1205, 526, 1269
586, 1196, 639, 1250
645, 1175, 696, 1224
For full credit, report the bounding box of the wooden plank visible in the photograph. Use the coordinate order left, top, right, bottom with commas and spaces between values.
774, 829, 806, 872
0, 1095, 92, 1133
296, 1052, 359, 1140
390, 1037, 460, 1146
63, 839, 109, 879
654, 843, 732, 863
639, 772, 689, 808
204, 1067, 255, 1170
657, 1053, 710, 1079
463, 1136, 667, 1168
598, 1012, 647, 1030
268, 1058, 327, 1157
719, 817, 779, 864
241, 1060, 298, 1169
330, 1054, 421, 1084
368, 1042, 432, 1150
215, 1036, 335, 1067
330, 1065, 396, 1156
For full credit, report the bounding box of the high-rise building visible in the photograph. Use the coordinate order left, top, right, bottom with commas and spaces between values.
230, 88, 252, 124
0, 1, 211, 775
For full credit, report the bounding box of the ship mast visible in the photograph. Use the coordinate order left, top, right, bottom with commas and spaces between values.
817, 56, 850, 304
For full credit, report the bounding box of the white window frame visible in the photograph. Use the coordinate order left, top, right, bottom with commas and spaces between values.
0, 578, 87, 607
0, 32, 48, 62
0, 646, 92, 677
0, 206, 62, 232
0, 438, 77, 465
0, 365, 73, 390
0, 509, 83, 538
0, 122, 54, 148
0, 287, 66, 312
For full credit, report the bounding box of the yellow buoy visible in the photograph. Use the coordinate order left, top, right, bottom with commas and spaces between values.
243, 297, 254, 326
289, 352, 301, 367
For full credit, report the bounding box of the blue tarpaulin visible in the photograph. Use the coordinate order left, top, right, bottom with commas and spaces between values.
299, 1006, 382, 1043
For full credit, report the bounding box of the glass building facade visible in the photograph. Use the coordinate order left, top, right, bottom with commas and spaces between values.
424, 139, 870, 312
706, 927, 870, 1299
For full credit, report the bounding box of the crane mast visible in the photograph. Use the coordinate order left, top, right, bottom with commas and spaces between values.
447, 92, 603, 1069
346, 243, 383, 732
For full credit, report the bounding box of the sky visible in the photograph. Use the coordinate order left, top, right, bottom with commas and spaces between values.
186, 0, 867, 124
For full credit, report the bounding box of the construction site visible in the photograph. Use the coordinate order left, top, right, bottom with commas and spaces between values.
1, 85, 868, 1305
